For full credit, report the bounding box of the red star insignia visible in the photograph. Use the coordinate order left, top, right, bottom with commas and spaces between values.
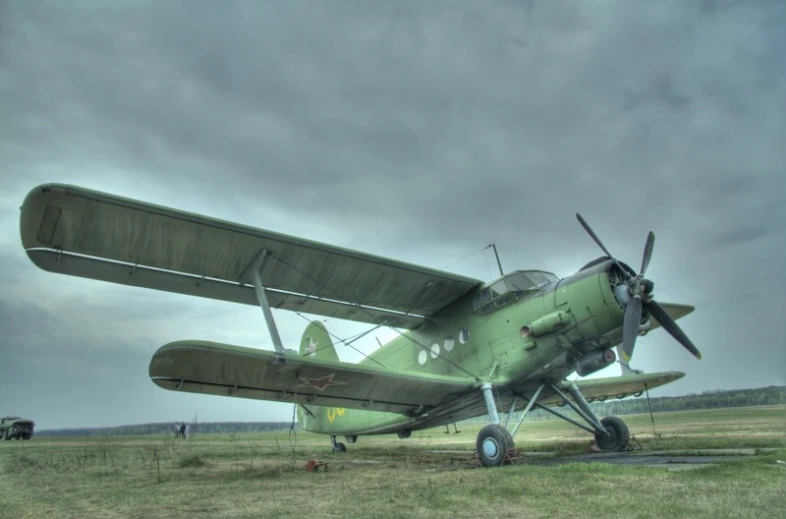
295, 373, 347, 392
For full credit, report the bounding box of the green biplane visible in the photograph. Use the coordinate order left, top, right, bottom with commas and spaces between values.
20, 184, 700, 466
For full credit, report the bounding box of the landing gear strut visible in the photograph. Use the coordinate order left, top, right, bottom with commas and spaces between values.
330, 435, 347, 453
476, 381, 630, 467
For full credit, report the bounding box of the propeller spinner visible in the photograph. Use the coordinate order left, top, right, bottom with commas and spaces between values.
576, 213, 702, 362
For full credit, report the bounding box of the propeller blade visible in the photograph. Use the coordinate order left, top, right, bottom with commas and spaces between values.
576, 213, 616, 259
645, 300, 702, 359
641, 231, 655, 276
621, 296, 642, 362
575, 213, 630, 278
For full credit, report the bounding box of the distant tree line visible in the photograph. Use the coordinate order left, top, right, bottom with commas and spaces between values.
36, 385, 784, 436
36, 421, 295, 438
467, 385, 786, 423
586, 384, 785, 417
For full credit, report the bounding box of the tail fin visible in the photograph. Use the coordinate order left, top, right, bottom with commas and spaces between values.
297, 321, 338, 431
300, 320, 339, 362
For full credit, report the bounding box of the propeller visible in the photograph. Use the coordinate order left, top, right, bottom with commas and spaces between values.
576, 213, 701, 362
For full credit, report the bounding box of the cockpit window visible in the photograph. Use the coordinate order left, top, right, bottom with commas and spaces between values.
489, 279, 508, 298
525, 271, 554, 287
503, 272, 535, 292
472, 270, 559, 313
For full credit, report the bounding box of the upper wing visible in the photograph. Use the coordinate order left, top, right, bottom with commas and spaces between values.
20, 184, 482, 328
541, 371, 685, 405
149, 340, 479, 415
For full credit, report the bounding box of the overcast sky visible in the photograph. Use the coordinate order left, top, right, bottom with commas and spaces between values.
1, 0, 784, 430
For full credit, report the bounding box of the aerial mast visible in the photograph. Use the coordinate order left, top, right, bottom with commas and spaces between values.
486, 243, 504, 277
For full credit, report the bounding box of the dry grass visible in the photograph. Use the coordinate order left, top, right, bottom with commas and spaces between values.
1, 406, 784, 519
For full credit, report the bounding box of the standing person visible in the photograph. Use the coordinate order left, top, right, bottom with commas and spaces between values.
179, 422, 186, 439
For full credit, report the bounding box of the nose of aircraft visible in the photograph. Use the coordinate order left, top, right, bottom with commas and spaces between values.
558, 259, 629, 342
575, 213, 702, 361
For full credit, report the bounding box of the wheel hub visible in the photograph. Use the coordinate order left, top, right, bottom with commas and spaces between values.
482, 438, 499, 458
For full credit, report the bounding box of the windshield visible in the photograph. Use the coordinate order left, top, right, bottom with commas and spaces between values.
472, 270, 559, 313
504, 270, 557, 292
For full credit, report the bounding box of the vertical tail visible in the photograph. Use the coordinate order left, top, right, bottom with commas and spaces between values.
296, 320, 338, 430
299, 320, 339, 361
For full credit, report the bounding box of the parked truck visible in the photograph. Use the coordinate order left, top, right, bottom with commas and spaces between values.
0, 416, 35, 440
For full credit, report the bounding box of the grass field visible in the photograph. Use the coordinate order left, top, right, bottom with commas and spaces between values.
1, 405, 784, 519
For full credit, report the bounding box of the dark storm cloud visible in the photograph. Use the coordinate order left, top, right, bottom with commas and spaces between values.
1, 0, 785, 427
3, 1, 780, 251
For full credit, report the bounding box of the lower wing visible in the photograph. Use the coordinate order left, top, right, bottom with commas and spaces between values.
149, 341, 684, 432
149, 341, 479, 416
548, 371, 685, 405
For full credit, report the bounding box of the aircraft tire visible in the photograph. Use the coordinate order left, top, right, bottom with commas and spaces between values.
397, 429, 412, 439
334, 442, 347, 453
594, 416, 630, 452
476, 424, 514, 467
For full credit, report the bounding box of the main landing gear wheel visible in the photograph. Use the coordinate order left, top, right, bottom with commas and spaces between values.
594, 416, 630, 452
476, 424, 514, 467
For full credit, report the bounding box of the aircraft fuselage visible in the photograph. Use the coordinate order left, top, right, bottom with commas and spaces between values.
299, 258, 634, 436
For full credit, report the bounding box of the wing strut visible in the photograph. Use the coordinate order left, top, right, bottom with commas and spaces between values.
239, 248, 292, 355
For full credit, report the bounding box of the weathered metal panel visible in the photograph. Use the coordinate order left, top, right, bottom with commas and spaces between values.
26, 249, 425, 329
21, 184, 481, 319
149, 340, 479, 415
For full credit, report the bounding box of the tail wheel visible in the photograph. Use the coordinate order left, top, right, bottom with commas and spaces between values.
594, 416, 630, 452
476, 424, 514, 467
333, 442, 347, 453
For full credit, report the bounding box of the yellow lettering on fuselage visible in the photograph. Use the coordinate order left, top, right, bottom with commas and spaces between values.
326, 407, 346, 423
